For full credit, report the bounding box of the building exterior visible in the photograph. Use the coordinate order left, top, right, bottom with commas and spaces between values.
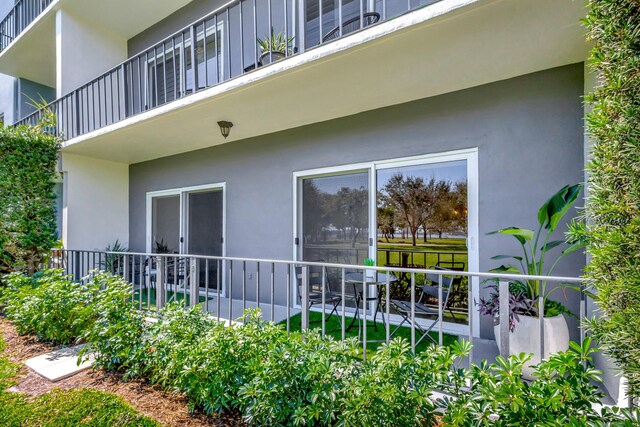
1, 0, 623, 400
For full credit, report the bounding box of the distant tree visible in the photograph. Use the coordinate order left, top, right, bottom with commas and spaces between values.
302, 181, 326, 243
334, 186, 368, 248
381, 174, 434, 246
425, 180, 468, 239
377, 205, 395, 242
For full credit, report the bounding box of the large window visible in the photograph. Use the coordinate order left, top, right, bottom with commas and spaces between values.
295, 149, 479, 334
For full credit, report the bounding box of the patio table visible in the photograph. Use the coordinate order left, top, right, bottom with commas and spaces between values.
344, 272, 397, 333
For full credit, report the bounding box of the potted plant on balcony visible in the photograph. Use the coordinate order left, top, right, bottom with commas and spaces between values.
478, 184, 586, 378
257, 28, 295, 66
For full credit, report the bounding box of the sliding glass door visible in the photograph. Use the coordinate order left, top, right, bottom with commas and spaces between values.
295, 150, 478, 335
300, 171, 370, 265
148, 184, 226, 292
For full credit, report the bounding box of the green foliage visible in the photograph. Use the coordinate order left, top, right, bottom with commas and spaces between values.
580, 0, 640, 400
239, 332, 359, 426
0, 125, 60, 274
0, 334, 21, 390
0, 270, 136, 346
78, 272, 145, 375
257, 28, 295, 54
486, 184, 585, 319
2, 269, 638, 424
339, 339, 465, 427
441, 339, 638, 426
0, 270, 99, 344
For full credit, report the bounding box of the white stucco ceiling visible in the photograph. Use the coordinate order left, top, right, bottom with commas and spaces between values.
0, 0, 191, 87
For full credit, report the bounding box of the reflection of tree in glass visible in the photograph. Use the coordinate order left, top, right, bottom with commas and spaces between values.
379, 174, 467, 245
303, 180, 368, 248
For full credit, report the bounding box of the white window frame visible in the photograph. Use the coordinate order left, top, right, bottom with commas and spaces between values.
146, 182, 227, 297
292, 148, 479, 337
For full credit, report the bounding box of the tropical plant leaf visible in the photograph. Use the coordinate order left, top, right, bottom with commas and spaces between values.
487, 227, 534, 244
489, 264, 521, 274
542, 240, 564, 252
491, 255, 523, 261
537, 184, 582, 232
562, 239, 587, 255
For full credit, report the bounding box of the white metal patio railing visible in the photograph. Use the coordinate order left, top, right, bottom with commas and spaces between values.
49, 249, 588, 364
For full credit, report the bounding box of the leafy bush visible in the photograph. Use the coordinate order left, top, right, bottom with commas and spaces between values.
178, 309, 289, 415
239, 331, 359, 426
338, 339, 466, 427
580, 0, 640, 400
78, 272, 145, 375
0, 125, 60, 274
2, 269, 638, 425
441, 339, 639, 426
0, 269, 99, 344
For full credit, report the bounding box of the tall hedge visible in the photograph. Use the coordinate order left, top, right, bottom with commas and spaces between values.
583, 1, 640, 400
0, 125, 60, 274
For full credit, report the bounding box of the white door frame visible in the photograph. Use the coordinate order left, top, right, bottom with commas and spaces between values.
146, 182, 227, 295
292, 148, 480, 337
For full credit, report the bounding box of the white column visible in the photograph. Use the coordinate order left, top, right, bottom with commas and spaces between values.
55, 9, 127, 97
61, 153, 129, 251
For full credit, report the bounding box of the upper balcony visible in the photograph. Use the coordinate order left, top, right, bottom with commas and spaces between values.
0, 0, 193, 87
0, 0, 54, 53
15, 0, 588, 163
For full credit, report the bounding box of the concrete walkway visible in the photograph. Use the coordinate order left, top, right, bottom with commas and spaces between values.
25, 345, 94, 382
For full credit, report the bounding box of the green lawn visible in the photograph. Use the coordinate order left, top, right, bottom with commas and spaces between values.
283, 311, 458, 354
0, 334, 159, 427
376, 237, 468, 269
132, 288, 210, 311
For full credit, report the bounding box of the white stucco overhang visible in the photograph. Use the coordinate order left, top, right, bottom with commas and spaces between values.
60, 0, 589, 164
0, 0, 191, 87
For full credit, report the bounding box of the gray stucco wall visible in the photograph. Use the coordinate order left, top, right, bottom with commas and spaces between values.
129, 63, 586, 338
16, 78, 56, 121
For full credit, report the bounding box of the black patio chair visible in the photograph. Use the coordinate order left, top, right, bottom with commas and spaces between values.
322, 12, 381, 43
295, 265, 342, 323
435, 261, 466, 319
389, 266, 453, 346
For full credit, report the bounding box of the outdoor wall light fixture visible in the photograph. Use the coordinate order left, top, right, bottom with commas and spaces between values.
217, 121, 233, 138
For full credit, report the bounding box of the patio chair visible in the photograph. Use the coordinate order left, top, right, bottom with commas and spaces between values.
322, 12, 380, 42
389, 266, 453, 345
435, 261, 466, 319
295, 265, 342, 323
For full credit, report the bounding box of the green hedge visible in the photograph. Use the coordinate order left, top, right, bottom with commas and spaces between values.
0, 126, 60, 275
582, 0, 640, 400
2, 270, 638, 426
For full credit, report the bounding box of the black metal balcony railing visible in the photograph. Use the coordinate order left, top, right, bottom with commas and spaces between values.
15, 0, 442, 139
0, 0, 53, 52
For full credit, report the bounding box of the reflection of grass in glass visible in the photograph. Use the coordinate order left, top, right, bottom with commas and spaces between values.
283, 311, 457, 353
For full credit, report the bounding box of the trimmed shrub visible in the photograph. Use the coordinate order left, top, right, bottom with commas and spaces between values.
0, 126, 60, 274
338, 339, 464, 427
238, 332, 360, 426
441, 339, 639, 426
581, 0, 640, 399
2, 269, 638, 425
78, 272, 146, 376
0, 269, 99, 344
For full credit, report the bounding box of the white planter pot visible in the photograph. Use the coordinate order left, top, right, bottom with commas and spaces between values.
494, 314, 569, 380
